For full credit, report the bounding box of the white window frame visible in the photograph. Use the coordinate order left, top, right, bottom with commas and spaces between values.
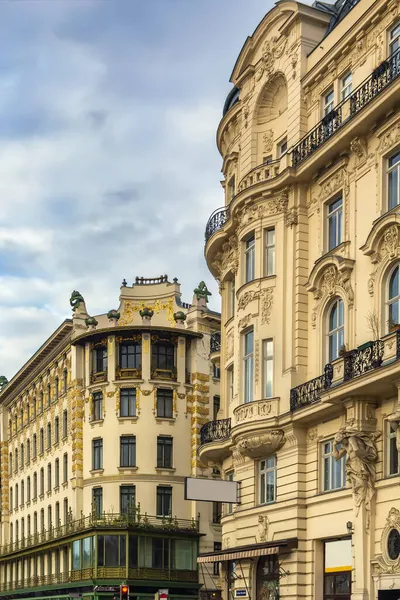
279, 138, 287, 157
323, 88, 334, 116
327, 196, 343, 251
322, 439, 346, 492
259, 456, 276, 504
389, 22, 400, 56
263, 339, 273, 399
244, 234, 255, 283
264, 227, 275, 276
387, 421, 400, 476
243, 329, 254, 404
387, 264, 400, 329
387, 151, 400, 210
341, 72, 352, 100
327, 298, 345, 362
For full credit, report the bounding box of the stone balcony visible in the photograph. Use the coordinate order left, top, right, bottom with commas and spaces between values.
233, 397, 279, 427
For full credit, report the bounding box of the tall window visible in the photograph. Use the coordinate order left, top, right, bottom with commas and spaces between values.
156, 486, 172, 517
32, 398, 36, 420
92, 392, 103, 421
63, 369, 68, 394
157, 436, 173, 468
327, 197, 343, 250
21, 480, 25, 505
328, 299, 344, 362
228, 175, 235, 201
279, 138, 287, 157
93, 345, 107, 373
10, 488, 13, 512
33, 473, 37, 499
63, 410, 68, 438
212, 363, 221, 379
9, 452, 12, 474
388, 422, 400, 475
39, 392, 43, 414
225, 471, 234, 515
47, 422, 51, 449
341, 72, 352, 100
26, 439, 30, 464
213, 395, 220, 421
156, 389, 173, 418
40, 468, 44, 496
227, 365, 234, 403
63, 499, 68, 525
47, 464, 52, 492
33, 434, 37, 459
39, 428, 44, 454
120, 485, 136, 514
259, 456, 276, 504
243, 329, 254, 403
389, 23, 400, 55
120, 436, 136, 467
27, 477, 31, 503
264, 228, 275, 276
323, 89, 334, 115
245, 234, 255, 283
92, 439, 103, 471
152, 341, 175, 374
20, 444, 24, 468
323, 439, 346, 491
388, 265, 400, 327
388, 151, 400, 210
55, 377, 59, 401
54, 417, 59, 444
120, 388, 136, 417
93, 487, 103, 516
263, 339, 274, 399
212, 502, 222, 524
47, 384, 51, 406
48, 505, 52, 529
63, 453, 68, 483
119, 342, 141, 370
213, 542, 222, 576
228, 279, 235, 319
55, 458, 60, 488
324, 539, 351, 600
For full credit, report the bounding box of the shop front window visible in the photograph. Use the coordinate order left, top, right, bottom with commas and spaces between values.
256, 556, 279, 600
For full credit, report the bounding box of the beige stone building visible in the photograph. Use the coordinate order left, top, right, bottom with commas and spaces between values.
0, 276, 222, 600
198, 2, 400, 600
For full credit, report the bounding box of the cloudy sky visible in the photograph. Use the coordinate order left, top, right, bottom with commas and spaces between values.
0, 0, 294, 377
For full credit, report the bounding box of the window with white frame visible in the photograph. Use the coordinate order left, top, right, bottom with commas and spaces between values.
328, 298, 344, 362
264, 228, 275, 276
227, 365, 234, 403
263, 339, 273, 399
259, 456, 276, 504
389, 23, 400, 56
388, 265, 400, 328
341, 72, 352, 100
243, 329, 254, 403
279, 138, 287, 157
327, 197, 343, 250
387, 151, 400, 210
387, 421, 400, 476
322, 439, 346, 491
323, 89, 334, 116
244, 234, 255, 283
225, 471, 234, 514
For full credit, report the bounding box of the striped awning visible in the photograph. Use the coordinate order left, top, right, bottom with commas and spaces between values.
197, 545, 279, 563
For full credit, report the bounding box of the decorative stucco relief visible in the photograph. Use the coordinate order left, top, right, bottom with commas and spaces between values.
234, 430, 285, 460
226, 330, 234, 361
308, 167, 350, 245
234, 188, 289, 233
257, 515, 269, 543
263, 129, 274, 153
311, 264, 354, 307
237, 287, 274, 324
211, 236, 239, 283
255, 36, 287, 82
376, 507, 400, 573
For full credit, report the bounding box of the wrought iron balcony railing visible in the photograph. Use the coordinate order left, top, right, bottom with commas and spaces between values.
1, 510, 199, 556
200, 418, 231, 446
290, 364, 333, 411
205, 206, 230, 242
343, 339, 385, 381
210, 332, 221, 353
293, 49, 400, 166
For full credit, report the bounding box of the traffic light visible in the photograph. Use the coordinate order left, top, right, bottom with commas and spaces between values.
120, 584, 129, 600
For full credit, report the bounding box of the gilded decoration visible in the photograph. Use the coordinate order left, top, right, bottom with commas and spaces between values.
376, 507, 400, 573
119, 297, 175, 326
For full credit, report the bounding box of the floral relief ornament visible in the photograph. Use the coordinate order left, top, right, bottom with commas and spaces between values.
380, 225, 399, 259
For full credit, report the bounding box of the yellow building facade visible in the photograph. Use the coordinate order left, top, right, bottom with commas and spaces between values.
199, 2, 400, 600
0, 277, 222, 600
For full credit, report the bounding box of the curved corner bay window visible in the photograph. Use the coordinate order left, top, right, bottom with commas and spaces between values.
328, 299, 344, 362
388, 152, 400, 210
243, 329, 254, 403
97, 535, 125, 568
93, 345, 107, 374
245, 234, 255, 283
119, 341, 141, 370
256, 556, 279, 600
120, 388, 136, 417
388, 265, 400, 328
152, 340, 175, 378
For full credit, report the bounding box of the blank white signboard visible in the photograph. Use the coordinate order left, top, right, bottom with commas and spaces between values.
184, 477, 238, 503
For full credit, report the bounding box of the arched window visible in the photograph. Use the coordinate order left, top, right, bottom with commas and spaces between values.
328, 298, 344, 362
388, 264, 400, 328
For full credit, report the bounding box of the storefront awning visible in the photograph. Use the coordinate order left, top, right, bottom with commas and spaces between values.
197, 538, 298, 564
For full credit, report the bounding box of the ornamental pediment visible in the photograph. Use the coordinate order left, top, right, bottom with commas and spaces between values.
360, 213, 400, 263
306, 255, 355, 305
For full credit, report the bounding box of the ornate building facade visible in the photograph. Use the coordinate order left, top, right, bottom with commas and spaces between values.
199, 2, 400, 600
0, 276, 222, 600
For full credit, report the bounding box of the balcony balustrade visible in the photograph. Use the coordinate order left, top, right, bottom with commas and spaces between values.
200, 418, 231, 446
205, 207, 230, 242
210, 332, 221, 354
237, 160, 280, 193
343, 339, 385, 381
290, 364, 333, 411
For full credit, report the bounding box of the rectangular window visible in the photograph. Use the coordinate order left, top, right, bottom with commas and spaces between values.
245, 234, 255, 283
120, 436, 136, 468
212, 502, 222, 524
341, 72, 352, 100
212, 363, 221, 379
389, 23, 400, 56
227, 365, 234, 403
156, 486, 172, 517
264, 228, 275, 276
156, 389, 173, 418
120, 485, 136, 514
323, 89, 334, 116
152, 342, 175, 372
119, 342, 141, 370
93, 488, 103, 517
243, 329, 254, 403
213, 542, 222, 576
157, 436, 173, 468
225, 471, 234, 515
63, 410, 68, 438
279, 138, 287, 157
228, 279, 235, 319
388, 422, 400, 475
40, 429, 44, 454
263, 339, 274, 399
92, 392, 103, 421
120, 388, 136, 417
93, 346, 107, 373
328, 197, 343, 250
259, 456, 276, 504
54, 417, 59, 444
92, 439, 103, 471
213, 395, 221, 421
388, 151, 400, 210
323, 439, 346, 491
